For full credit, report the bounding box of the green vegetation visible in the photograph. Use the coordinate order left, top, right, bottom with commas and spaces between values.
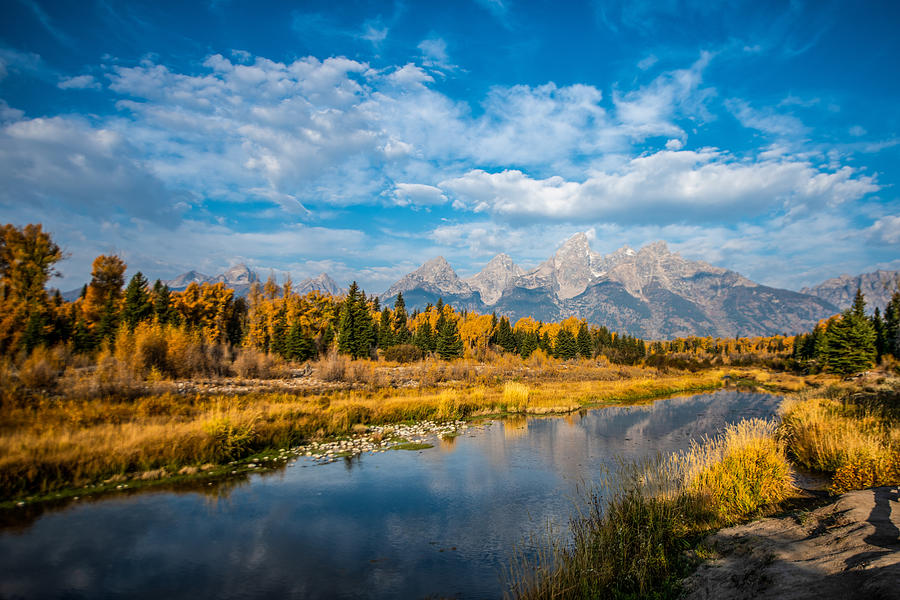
509, 419, 794, 599
780, 382, 900, 493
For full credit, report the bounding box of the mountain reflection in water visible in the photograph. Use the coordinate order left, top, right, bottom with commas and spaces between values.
0, 390, 781, 600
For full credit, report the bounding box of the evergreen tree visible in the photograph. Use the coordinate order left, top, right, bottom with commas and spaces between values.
393, 293, 411, 344
413, 320, 434, 353
884, 290, 900, 358
337, 282, 374, 359
518, 330, 539, 359
495, 316, 517, 353
576, 322, 593, 358
436, 314, 464, 359
96, 296, 120, 346
378, 308, 395, 348
151, 280, 172, 324
122, 272, 153, 330
873, 307, 885, 362
539, 330, 553, 354
21, 309, 47, 352
554, 329, 577, 359
822, 289, 876, 375
72, 315, 94, 353
285, 322, 316, 361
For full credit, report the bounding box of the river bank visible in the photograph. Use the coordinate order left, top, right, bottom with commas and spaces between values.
4, 363, 784, 505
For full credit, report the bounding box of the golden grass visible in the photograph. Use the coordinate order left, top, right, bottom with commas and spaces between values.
0, 367, 729, 499
509, 417, 795, 599
780, 388, 900, 493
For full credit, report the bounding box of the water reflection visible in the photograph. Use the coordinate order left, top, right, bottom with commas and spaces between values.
0, 390, 781, 600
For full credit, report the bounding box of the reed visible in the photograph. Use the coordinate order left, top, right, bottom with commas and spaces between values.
779, 386, 900, 493
0, 368, 730, 500
508, 418, 794, 599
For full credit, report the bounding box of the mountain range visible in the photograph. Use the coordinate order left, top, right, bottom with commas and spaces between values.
79, 233, 898, 339
165, 266, 345, 297
801, 270, 899, 312
379, 233, 841, 339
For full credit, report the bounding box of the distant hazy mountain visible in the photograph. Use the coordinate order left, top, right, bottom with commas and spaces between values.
295, 273, 345, 296
801, 270, 899, 311
380, 232, 839, 339
166, 263, 259, 296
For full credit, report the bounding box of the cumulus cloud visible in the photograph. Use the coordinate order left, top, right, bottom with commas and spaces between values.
391, 183, 447, 207
613, 51, 715, 139
867, 216, 900, 245
58, 74, 101, 89
0, 114, 182, 226
440, 149, 879, 224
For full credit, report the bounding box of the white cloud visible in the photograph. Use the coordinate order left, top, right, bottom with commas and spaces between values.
391, 183, 447, 207
440, 149, 879, 224
727, 98, 807, 137
867, 216, 900, 245
637, 54, 658, 70
0, 114, 182, 225
849, 125, 866, 137
58, 74, 100, 90
665, 138, 683, 150
613, 51, 715, 139
418, 37, 454, 70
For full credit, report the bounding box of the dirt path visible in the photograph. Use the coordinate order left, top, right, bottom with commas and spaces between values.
683, 487, 900, 600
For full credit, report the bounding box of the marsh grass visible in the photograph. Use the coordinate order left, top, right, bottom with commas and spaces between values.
0, 368, 729, 500
779, 384, 900, 493
508, 419, 794, 600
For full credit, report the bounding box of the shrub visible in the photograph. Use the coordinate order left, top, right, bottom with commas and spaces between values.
18, 346, 60, 391
314, 351, 348, 382
383, 344, 423, 363
232, 347, 282, 379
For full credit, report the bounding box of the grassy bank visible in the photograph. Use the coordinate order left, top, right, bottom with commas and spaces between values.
0, 363, 732, 502
507, 375, 899, 600
780, 379, 900, 493
508, 419, 795, 599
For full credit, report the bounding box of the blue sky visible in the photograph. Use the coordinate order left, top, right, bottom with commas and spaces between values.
1, 0, 898, 293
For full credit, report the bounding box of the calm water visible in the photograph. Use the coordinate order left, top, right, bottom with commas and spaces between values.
0, 390, 781, 599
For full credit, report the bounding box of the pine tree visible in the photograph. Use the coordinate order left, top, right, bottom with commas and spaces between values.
554, 329, 577, 359
539, 330, 553, 354
822, 288, 876, 375
152, 280, 172, 324
122, 272, 153, 330
72, 315, 94, 353
378, 308, 395, 348
270, 306, 288, 357
413, 320, 434, 353
518, 330, 538, 359
884, 290, 900, 358
97, 296, 120, 346
576, 322, 593, 358
873, 307, 885, 362
21, 309, 47, 352
495, 316, 517, 353
285, 322, 316, 361
393, 292, 410, 344
337, 282, 374, 359
436, 314, 464, 359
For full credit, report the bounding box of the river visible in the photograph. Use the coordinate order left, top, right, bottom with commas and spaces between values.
0, 390, 781, 599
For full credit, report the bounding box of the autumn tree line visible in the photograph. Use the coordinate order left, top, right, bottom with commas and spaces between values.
4, 223, 894, 379
792, 288, 900, 376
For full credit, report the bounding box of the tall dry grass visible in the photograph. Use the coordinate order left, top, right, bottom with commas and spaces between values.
780, 387, 900, 493
508, 419, 794, 600
0, 368, 731, 499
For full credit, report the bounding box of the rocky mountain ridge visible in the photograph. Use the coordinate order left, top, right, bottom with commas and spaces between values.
801, 269, 899, 311
380, 233, 839, 339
